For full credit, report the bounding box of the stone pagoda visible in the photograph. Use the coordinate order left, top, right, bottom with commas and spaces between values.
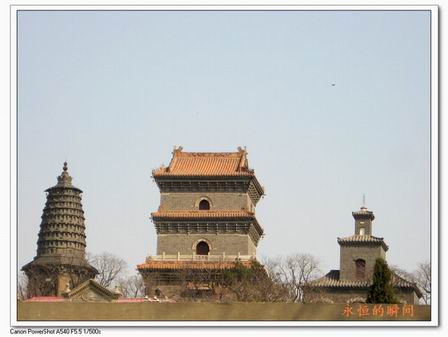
137, 146, 265, 296
304, 204, 422, 304
22, 162, 97, 297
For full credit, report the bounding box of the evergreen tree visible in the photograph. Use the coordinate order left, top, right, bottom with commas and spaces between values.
366, 258, 398, 304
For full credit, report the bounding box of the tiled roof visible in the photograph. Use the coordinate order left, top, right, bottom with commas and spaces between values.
307, 270, 422, 296
337, 235, 389, 251
137, 260, 253, 270
352, 207, 375, 220
308, 270, 370, 287
153, 147, 254, 177
152, 210, 256, 220
391, 273, 423, 296
64, 279, 119, 300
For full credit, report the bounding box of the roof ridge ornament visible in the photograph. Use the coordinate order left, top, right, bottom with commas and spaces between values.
237, 146, 247, 171
173, 145, 183, 154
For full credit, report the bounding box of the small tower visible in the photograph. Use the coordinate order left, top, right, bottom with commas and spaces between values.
352, 206, 375, 236
304, 203, 421, 304
21, 162, 97, 297
338, 205, 388, 281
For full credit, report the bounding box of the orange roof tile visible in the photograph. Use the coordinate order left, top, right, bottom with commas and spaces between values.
152, 210, 255, 219
153, 147, 254, 177
137, 260, 253, 270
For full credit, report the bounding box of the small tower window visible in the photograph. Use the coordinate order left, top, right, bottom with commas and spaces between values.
359, 227, 365, 236
355, 259, 366, 279
199, 199, 210, 210
196, 241, 210, 255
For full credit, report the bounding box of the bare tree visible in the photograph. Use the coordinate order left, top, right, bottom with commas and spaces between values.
87, 252, 128, 288
390, 265, 415, 282
217, 259, 290, 302
269, 253, 321, 303
172, 259, 289, 302
17, 271, 28, 300
414, 261, 431, 304
391, 261, 431, 305
116, 274, 145, 298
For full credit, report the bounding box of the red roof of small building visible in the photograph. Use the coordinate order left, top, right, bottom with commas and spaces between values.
153, 147, 254, 177
137, 260, 253, 270
24, 296, 65, 302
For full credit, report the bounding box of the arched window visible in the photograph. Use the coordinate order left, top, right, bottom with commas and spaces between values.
196, 241, 210, 255
199, 199, 210, 210
355, 259, 366, 279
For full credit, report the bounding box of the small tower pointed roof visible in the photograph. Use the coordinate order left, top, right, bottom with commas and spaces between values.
352, 205, 375, 221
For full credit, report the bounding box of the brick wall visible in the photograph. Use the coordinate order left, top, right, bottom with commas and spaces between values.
160, 192, 254, 211
17, 302, 430, 321
339, 245, 386, 281
157, 233, 256, 255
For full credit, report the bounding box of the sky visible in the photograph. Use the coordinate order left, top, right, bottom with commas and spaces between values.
17, 10, 431, 277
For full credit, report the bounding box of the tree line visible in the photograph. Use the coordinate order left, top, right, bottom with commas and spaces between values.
17, 252, 431, 304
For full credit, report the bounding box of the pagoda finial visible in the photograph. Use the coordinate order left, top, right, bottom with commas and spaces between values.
55, 161, 73, 187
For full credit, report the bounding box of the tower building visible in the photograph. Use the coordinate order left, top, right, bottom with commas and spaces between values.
137, 147, 265, 295
21, 162, 97, 297
304, 204, 421, 304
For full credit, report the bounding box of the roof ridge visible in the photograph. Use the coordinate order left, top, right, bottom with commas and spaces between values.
176, 151, 243, 156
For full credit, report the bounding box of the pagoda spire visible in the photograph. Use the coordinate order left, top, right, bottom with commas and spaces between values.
53, 161, 76, 188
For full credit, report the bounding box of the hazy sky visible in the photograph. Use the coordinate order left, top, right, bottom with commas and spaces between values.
17, 10, 431, 276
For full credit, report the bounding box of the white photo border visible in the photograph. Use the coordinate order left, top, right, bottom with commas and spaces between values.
9, 3, 439, 328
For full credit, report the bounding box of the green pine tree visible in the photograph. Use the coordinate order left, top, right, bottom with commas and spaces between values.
366, 258, 398, 304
